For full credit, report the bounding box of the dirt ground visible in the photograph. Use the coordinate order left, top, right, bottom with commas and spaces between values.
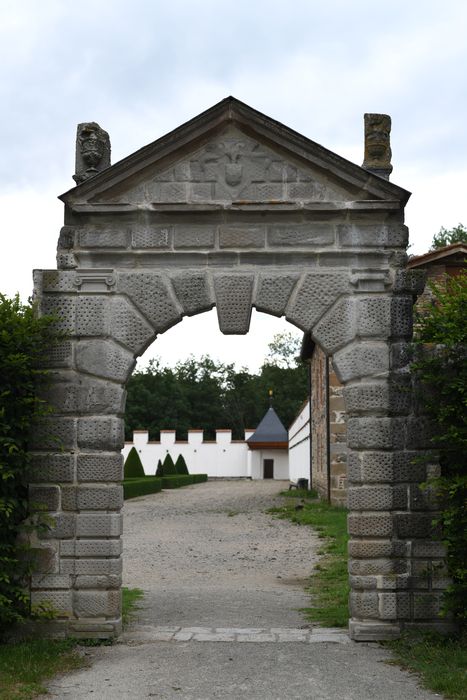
122, 479, 319, 629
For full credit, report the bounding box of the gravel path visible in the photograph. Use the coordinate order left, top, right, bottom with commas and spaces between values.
122, 479, 319, 629
46, 480, 440, 700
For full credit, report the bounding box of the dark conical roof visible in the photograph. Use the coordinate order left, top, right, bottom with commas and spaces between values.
247, 407, 288, 445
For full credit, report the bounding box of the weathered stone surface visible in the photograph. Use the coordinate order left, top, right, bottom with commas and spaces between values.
63, 558, 122, 576
347, 417, 405, 450
117, 273, 182, 332
348, 485, 407, 511
28, 454, 75, 483
78, 228, 129, 248
349, 558, 407, 576
348, 513, 393, 537
254, 273, 298, 317
60, 539, 122, 558
76, 513, 122, 537
343, 377, 411, 415
131, 224, 171, 248
75, 339, 135, 383
29, 486, 61, 512
73, 590, 120, 618
77, 453, 123, 482
349, 591, 379, 618
40, 341, 74, 369
40, 296, 76, 334
286, 272, 349, 330
394, 513, 438, 539
39, 270, 77, 293
31, 574, 71, 589
337, 224, 407, 247
313, 297, 356, 353
74, 575, 121, 589
42, 374, 125, 415
31, 590, 73, 616
412, 593, 442, 619
171, 273, 214, 316
393, 269, 426, 296
42, 513, 76, 540
29, 417, 76, 451
174, 225, 216, 248
379, 592, 411, 620
110, 297, 155, 353
214, 274, 254, 334
347, 451, 427, 484
348, 539, 407, 559
62, 485, 123, 511
77, 418, 124, 451
333, 342, 389, 383
268, 224, 334, 247
219, 226, 265, 248
73, 122, 110, 185
362, 113, 392, 179
76, 296, 107, 335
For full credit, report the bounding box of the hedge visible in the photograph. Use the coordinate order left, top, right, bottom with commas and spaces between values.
124, 447, 145, 478
123, 474, 207, 499
175, 454, 189, 475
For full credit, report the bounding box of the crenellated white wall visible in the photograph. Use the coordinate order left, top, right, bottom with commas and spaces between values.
122, 428, 288, 479
288, 400, 311, 483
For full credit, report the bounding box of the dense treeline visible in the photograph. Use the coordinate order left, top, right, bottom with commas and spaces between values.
124, 333, 308, 440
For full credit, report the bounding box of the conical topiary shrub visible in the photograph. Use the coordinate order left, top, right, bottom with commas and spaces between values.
124, 447, 145, 478
175, 454, 189, 475
162, 453, 177, 475
155, 459, 164, 477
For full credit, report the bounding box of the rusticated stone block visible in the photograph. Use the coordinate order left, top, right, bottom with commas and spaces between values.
73, 590, 121, 618
76, 296, 107, 336
349, 620, 401, 641
349, 558, 407, 576
219, 226, 265, 248
214, 274, 254, 334
344, 378, 411, 416
348, 513, 393, 537
313, 297, 356, 353
379, 593, 410, 620
63, 558, 122, 576
77, 418, 124, 451
60, 538, 122, 557
31, 590, 73, 617
349, 591, 379, 618
349, 575, 378, 590
347, 485, 407, 511
40, 296, 76, 334
77, 453, 123, 482
40, 374, 125, 416
131, 224, 171, 248
348, 539, 407, 559
117, 273, 182, 332
43, 513, 76, 540
171, 273, 214, 316
31, 574, 71, 589
40, 341, 74, 369
75, 575, 121, 589
109, 297, 154, 353
409, 484, 438, 511
347, 417, 405, 450
390, 341, 413, 370
28, 453, 74, 483
57, 226, 76, 250
391, 296, 413, 338
347, 451, 427, 484
411, 541, 446, 558
62, 485, 123, 511
254, 274, 298, 317
393, 269, 426, 295
76, 513, 122, 537
395, 513, 438, 539
29, 417, 76, 451
333, 342, 389, 383
76, 339, 135, 382
337, 224, 408, 248
79, 228, 129, 248
57, 252, 78, 269
29, 486, 60, 512
40, 270, 77, 293
268, 224, 334, 247
412, 593, 442, 619
174, 225, 216, 248
30, 544, 59, 574
357, 297, 392, 337
286, 272, 349, 330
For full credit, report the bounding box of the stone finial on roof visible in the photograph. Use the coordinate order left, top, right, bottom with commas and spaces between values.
73, 122, 111, 185
362, 113, 393, 180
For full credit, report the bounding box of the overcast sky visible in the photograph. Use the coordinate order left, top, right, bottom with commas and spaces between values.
1, 0, 466, 371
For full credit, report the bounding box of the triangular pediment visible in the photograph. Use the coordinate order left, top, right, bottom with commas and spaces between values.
60, 97, 410, 208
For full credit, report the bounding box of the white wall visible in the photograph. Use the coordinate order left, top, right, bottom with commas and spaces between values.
288, 400, 311, 482
122, 429, 289, 478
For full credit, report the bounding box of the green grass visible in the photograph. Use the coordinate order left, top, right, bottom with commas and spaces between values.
122, 586, 144, 626
0, 637, 85, 700
386, 632, 467, 700
269, 490, 349, 627
0, 588, 145, 699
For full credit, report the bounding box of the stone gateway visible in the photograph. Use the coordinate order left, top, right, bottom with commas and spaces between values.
30, 97, 445, 641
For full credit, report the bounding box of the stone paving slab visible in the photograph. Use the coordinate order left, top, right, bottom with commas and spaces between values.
121, 625, 350, 644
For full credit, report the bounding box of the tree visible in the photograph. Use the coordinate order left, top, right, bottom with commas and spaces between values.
124, 447, 145, 478
0, 294, 58, 628
162, 454, 177, 475
412, 272, 467, 624
430, 223, 467, 250
264, 332, 303, 369
175, 454, 189, 475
